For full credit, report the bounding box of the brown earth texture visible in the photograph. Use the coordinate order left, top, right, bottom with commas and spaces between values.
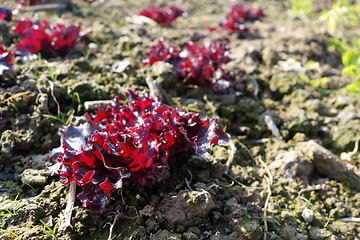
1, 0, 360, 239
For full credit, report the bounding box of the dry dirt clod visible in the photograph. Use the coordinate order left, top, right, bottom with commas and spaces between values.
269, 150, 313, 185
155, 190, 215, 232
298, 140, 360, 191
20, 169, 49, 187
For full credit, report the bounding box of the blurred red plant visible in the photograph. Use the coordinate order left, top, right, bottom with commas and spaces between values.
14, 19, 81, 57
49, 90, 229, 211
0, 7, 12, 22
16, 0, 42, 7
0, 44, 14, 73
139, 4, 185, 27
144, 39, 232, 89
219, 2, 264, 37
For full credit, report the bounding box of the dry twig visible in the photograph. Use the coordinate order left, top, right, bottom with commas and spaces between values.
48, 81, 61, 117
298, 140, 360, 191
145, 76, 173, 105
21, 2, 70, 12
238, 140, 258, 165
324, 208, 337, 227
84, 100, 113, 111
59, 181, 76, 231
224, 140, 236, 175
105, 209, 139, 240
264, 115, 283, 140
107, 212, 121, 240
223, 173, 263, 190
263, 176, 272, 240
259, 156, 273, 240
340, 137, 360, 162
337, 217, 360, 223
185, 170, 193, 191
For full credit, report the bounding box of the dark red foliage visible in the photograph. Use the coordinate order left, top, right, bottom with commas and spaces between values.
16, 0, 42, 7
144, 39, 232, 89
14, 19, 81, 57
49, 90, 229, 211
142, 38, 180, 66
0, 7, 12, 22
0, 44, 14, 73
139, 4, 185, 27
219, 3, 264, 37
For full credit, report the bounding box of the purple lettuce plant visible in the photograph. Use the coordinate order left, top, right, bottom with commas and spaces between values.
49, 90, 229, 211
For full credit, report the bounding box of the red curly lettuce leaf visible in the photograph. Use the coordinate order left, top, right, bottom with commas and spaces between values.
16, 0, 43, 7
142, 38, 180, 66
219, 3, 264, 37
83, 0, 96, 3
49, 90, 229, 211
14, 19, 81, 57
144, 39, 232, 89
0, 44, 14, 74
139, 4, 185, 27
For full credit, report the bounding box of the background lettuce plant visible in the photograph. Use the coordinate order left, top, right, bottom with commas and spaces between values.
341, 42, 360, 92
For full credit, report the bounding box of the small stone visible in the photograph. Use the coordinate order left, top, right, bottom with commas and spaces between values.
302, 207, 314, 224
88, 42, 98, 51
152, 230, 181, 240
183, 232, 198, 240
139, 205, 155, 217
112, 60, 131, 73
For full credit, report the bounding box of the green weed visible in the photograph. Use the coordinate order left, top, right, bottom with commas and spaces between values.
31, 220, 58, 240
320, 0, 359, 37
9, 99, 19, 114
288, 0, 313, 17
2, 230, 21, 240
43, 110, 74, 126
74, 92, 81, 105
0, 194, 20, 217
24, 182, 39, 193
49, 68, 58, 82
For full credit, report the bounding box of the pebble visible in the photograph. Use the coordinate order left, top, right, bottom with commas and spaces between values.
302, 207, 314, 224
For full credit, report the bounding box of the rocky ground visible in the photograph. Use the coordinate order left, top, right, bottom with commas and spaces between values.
1, 0, 360, 239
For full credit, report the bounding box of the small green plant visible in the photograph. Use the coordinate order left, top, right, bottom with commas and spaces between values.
0, 208, 15, 217
0, 194, 20, 217
37, 52, 42, 65
29, 71, 39, 80
2, 230, 21, 240
299, 74, 330, 89
341, 43, 360, 92
9, 99, 20, 113
320, 0, 359, 37
327, 38, 348, 54
49, 68, 58, 82
74, 92, 81, 105
288, 0, 313, 17
24, 182, 39, 193
296, 60, 338, 93
31, 220, 58, 240
125, 42, 131, 52
84, 48, 91, 60
43, 110, 74, 126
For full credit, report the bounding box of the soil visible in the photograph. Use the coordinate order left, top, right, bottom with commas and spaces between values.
1, 0, 360, 239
